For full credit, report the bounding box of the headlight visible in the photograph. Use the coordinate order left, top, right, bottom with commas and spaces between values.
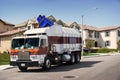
31, 55, 38, 59
10, 55, 18, 61
11, 55, 17, 59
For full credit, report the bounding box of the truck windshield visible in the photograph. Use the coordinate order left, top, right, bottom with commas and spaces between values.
12, 38, 39, 49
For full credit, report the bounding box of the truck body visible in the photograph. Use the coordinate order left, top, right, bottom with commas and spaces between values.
10, 25, 82, 71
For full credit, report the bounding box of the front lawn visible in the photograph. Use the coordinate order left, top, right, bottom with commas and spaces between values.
0, 53, 10, 65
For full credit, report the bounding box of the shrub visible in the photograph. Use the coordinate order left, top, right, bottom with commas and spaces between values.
97, 48, 109, 53
85, 39, 94, 50
0, 53, 10, 65
83, 52, 89, 56
91, 49, 98, 53
91, 48, 118, 53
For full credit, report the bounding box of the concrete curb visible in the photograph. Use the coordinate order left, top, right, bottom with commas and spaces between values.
0, 65, 15, 71
83, 53, 120, 58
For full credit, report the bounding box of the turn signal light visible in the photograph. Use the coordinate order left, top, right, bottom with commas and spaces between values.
10, 49, 18, 55
29, 48, 40, 55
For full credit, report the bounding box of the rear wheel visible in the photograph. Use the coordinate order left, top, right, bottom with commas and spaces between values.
71, 54, 75, 64
18, 66, 28, 72
42, 56, 51, 70
67, 54, 75, 64
75, 53, 80, 63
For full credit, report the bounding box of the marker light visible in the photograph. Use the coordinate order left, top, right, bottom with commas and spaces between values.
29, 48, 40, 55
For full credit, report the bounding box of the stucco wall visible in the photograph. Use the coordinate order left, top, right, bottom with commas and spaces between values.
83, 30, 88, 47
83, 30, 100, 47
0, 36, 12, 53
99, 30, 117, 49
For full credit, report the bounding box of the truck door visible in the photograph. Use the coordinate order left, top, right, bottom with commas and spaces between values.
39, 37, 48, 54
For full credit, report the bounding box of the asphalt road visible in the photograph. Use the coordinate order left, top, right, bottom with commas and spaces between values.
0, 54, 120, 80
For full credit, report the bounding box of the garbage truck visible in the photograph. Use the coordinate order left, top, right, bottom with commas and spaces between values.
10, 25, 82, 71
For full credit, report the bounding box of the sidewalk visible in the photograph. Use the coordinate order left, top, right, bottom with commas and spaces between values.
0, 65, 14, 71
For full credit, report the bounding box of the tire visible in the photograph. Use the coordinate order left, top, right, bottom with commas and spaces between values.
71, 54, 75, 64
75, 53, 80, 63
67, 54, 75, 64
18, 66, 28, 72
42, 56, 51, 71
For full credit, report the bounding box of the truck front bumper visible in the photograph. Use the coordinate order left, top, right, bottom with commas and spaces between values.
10, 61, 40, 67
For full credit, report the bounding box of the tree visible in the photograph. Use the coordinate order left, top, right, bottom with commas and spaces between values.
47, 15, 56, 22
117, 40, 120, 51
85, 39, 94, 52
70, 22, 80, 30
56, 20, 66, 26
18, 32, 24, 36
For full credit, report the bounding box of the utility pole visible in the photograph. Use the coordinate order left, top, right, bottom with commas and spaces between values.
81, 7, 98, 56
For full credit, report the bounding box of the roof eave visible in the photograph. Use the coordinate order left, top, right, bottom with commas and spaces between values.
0, 19, 14, 26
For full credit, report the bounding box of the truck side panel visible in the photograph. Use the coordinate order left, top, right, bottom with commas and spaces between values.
48, 36, 81, 53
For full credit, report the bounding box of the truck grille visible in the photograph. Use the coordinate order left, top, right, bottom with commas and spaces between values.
18, 51, 30, 61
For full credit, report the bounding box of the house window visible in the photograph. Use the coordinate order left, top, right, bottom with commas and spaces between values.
97, 32, 99, 38
105, 41, 110, 47
118, 30, 120, 37
88, 31, 93, 38
94, 32, 99, 38
105, 31, 110, 37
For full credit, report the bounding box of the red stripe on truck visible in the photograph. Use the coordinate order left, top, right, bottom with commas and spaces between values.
48, 36, 81, 44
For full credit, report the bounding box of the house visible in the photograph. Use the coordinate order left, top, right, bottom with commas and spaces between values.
13, 18, 39, 30
0, 19, 15, 53
98, 26, 120, 49
82, 25, 120, 49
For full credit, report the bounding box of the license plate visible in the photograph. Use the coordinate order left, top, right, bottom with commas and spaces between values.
21, 63, 25, 67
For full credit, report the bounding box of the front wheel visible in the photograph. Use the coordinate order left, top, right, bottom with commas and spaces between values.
18, 66, 28, 72
42, 56, 51, 70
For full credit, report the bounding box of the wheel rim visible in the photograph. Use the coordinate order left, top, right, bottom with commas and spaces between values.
77, 54, 80, 62
72, 55, 75, 63
46, 59, 51, 68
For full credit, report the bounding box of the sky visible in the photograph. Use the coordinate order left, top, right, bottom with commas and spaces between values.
0, 0, 120, 27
